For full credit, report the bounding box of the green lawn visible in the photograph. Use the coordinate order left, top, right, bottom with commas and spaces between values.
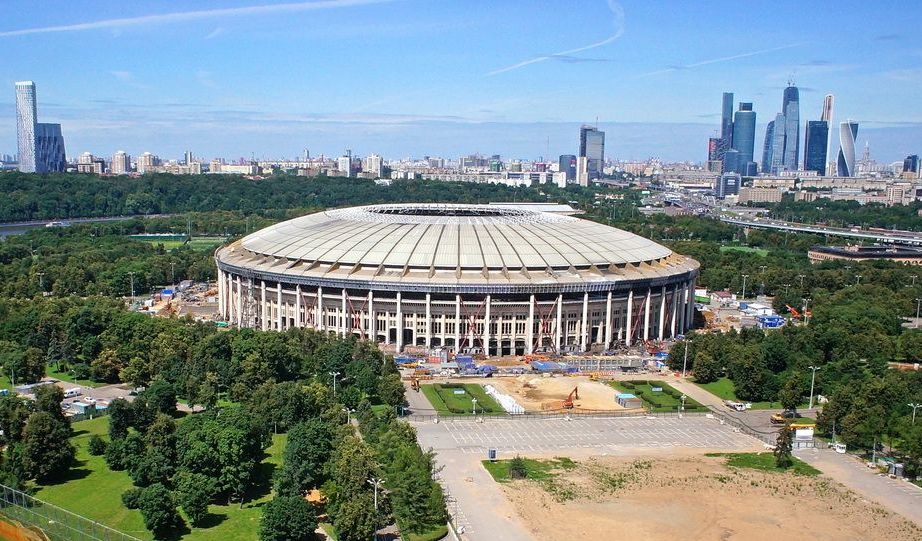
481, 457, 577, 482
719, 245, 769, 257
611, 380, 707, 413
32, 417, 287, 541
696, 377, 789, 410
420, 383, 503, 415
706, 452, 821, 476
46, 366, 103, 388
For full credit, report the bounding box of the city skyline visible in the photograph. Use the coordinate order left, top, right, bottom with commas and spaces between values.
0, 0, 920, 162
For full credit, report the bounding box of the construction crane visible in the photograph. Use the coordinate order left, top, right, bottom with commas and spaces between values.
785, 304, 812, 320
563, 387, 579, 409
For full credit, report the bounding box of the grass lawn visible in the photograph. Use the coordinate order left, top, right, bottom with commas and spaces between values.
696, 377, 790, 410
32, 416, 287, 541
706, 452, 821, 476
481, 457, 577, 482
405, 526, 449, 541
46, 366, 102, 388
719, 245, 769, 257
610, 380, 707, 413
420, 383, 503, 415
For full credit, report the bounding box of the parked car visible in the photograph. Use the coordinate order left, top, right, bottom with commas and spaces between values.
770, 410, 801, 424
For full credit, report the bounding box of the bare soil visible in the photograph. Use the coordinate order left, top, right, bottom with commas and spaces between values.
488, 375, 631, 411
500, 455, 922, 541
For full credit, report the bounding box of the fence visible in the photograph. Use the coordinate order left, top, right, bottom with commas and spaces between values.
0, 484, 142, 541
408, 408, 710, 423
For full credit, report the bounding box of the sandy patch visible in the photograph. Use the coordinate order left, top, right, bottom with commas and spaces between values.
488, 375, 631, 412
500, 455, 921, 541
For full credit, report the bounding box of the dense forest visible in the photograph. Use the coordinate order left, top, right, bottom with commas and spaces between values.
765, 198, 922, 230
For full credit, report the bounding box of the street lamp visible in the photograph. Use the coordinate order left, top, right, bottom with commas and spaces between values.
808, 365, 820, 410
741, 274, 749, 300
329, 371, 340, 397
127, 271, 136, 300
798, 274, 806, 288
783, 283, 791, 296
910, 275, 918, 288
915, 298, 922, 329
680, 337, 690, 378
368, 477, 385, 541
343, 407, 354, 424
855, 274, 862, 286
803, 298, 811, 325
909, 403, 921, 425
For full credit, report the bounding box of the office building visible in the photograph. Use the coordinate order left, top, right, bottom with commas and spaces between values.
707, 138, 720, 162
761, 121, 775, 173
904, 155, 919, 175
781, 85, 800, 171
821, 94, 835, 174
803, 120, 829, 175
15, 81, 67, 173
137, 152, 161, 174
337, 151, 353, 177
364, 154, 384, 178
111, 151, 131, 175
720, 92, 734, 150
558, 154, 576, 181
715, 173, 741, 198
837, 121, 859, 177
722, 149, 740, 176
731, 103, 756, 174
579, 125, 605, 180
576, 156, 590, 186
76, 152, 105, 174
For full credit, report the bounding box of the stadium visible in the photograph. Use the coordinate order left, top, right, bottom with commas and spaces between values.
214, 203, 699, 355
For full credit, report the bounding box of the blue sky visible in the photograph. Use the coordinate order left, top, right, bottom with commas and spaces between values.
1, 0, 920, 162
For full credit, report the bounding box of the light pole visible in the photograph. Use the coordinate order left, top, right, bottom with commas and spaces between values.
803, 298, 811, 325
855, 274, 862, 286
681, 337, 690, 378
798, 274, 806, 288
368, 477, 384, 541
910, 275, 918, 288
171, 262, 175, 289
915, 298, 921, 329
36, 272, 45, 292
329, 371, 340, 397
783, 283, 790, 296
808, 365, 820, 410
127, 271, 136, 300
741, 274, 749, 300
343, 407, 354, 424
909, 403, 921, 425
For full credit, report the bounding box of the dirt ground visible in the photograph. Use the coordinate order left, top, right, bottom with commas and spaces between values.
488, 375, 629, 411
500, 454, 922, 541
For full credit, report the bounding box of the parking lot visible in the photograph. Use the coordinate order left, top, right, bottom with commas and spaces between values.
22, 379, 138, 416
416, 415, 760, 456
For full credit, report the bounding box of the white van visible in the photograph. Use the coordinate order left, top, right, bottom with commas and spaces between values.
64, 388, 82, 398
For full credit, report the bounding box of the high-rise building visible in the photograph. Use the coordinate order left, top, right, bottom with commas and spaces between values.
720, 92, 734, 148
803, 120, 829, 175
184, 150, 194, 166
579, 125, 605, 180
715, 172, 740, 198
722, 149, 741, 176
76, 152, 104, 174
337, 150, 353, 177
576, 156, 590, 186
15, 81, 37, 173
821, 94, 835, 175
761, 121, 775, 173
903, 155, 919, 174
837, 121, 859, 177
15, 81, 66, 173
707, 138, 720, 161
137, 152, 161, 174
781, 85, 800, 171
558, 154, 576, 181
731, 103, 756, 174
112, 151, 131, 175
769, 113, 786, 175
364, 153, 383, 178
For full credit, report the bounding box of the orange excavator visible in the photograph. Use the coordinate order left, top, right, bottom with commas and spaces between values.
562, 387, 579, 409
785, 305, 813, 320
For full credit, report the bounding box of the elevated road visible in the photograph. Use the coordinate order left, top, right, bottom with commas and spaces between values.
719, 217, 922, 246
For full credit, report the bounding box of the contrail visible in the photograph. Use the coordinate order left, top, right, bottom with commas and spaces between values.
487, 0, 624, 76
634, 43, 805, 79
0, 0, 393, 37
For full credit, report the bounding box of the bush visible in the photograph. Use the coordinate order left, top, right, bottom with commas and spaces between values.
508, 456, 527, 479
122, 487, 143, 509
87, 434, 107, 456
259, 495, 318, 541
138, 483, 183, 537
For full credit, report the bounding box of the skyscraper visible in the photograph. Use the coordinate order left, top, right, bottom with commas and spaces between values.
579, 125, 605, 179
15, 81, 37, 173
769, 113, 786, 174
903, 155, 919, 175
803, 120, 829, 175
837, 121, 859, 177
821, 94, 835, 176
15, 81, 66, 173
731, 103, 756, 174
558, 154, 576, 181
781, 85, 800, 171
761, 121, 775, 173
112, 151, 131, 175
720, 92, 734, 150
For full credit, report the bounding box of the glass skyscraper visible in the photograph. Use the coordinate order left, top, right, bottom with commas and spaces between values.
731, 103, 756, 174
761, 120, 775, 173
804, 120, 829, 175
579, 126, 605, 179
781, 85, 800, 171
15, 81, 66, 173
558, 154, 576, 181
837, 121, 858, 177
720, 92, 734, 150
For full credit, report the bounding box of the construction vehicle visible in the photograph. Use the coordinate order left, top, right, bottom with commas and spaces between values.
562, 387, 579, 409
785, 305, 813, 320
411, 378, 420, 392
770, 410, 801, 424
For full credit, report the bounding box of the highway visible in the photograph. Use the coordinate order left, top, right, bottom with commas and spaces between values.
0, 214, 174, 237
718, 216, 922, 246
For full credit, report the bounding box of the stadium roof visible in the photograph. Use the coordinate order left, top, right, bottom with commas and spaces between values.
236, 204, 672, 271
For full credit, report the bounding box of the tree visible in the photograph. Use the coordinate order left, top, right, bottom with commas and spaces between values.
779, 376, 802, 412
274, 419, 332, 497
21, 411, 75, 483
774, 425, 794, 469
0, 341, 44, 385
692, 351, 721, 383
108, 398, 133, 440
376, 373, 405, 407
175, 472, 214, 527
138, 483, 183, 538
145, 380, 177, 416
34, 384, 67, 422
508, 456, 527, 479
332, 491, 378, 541
0, 394, 31, 445
258, 495, 318, 541
87, 434, 107, 456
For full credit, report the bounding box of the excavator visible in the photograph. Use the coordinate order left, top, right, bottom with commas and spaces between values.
562, 387, 579, 409
785, 305, 813, 320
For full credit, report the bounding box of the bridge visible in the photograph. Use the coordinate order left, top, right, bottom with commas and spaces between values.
718, 217, 922, 246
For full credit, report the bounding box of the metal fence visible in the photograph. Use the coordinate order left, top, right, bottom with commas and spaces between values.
0, 484, 142, 541
408, 408, 710, 423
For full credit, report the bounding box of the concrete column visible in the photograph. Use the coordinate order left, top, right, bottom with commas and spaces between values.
396, 292, 403, 352
604, 290, 613, 351
643, 288, 652, 341
384, 310, 391, 345
260, 280, 267, 331
455, 295, 462, 352
235, 277, 242, 326
341, 289, 348, 337
555, 294, 562, 352
277, 285, 283, 331
216, 270, 224, 318
316, 287, 323, 332
440, 313, 447, 347
670, 285, 679, 338
526, 295, 535, 354
483, 295, 491, 356
425, 293, 432, 348
625, 290, 634, 346
295, 285, 302, 328
658, 285, 666, 340
368, 291, 374, 339
686, 280, 695, 329
581, 292, 589, 352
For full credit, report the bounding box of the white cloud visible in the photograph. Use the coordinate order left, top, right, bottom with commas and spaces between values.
204, 27, 225, 40
0, 0, 395, 37
635, 43, 806, 79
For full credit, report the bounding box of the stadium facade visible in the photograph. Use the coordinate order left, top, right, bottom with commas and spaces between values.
215, 204, 699, 355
